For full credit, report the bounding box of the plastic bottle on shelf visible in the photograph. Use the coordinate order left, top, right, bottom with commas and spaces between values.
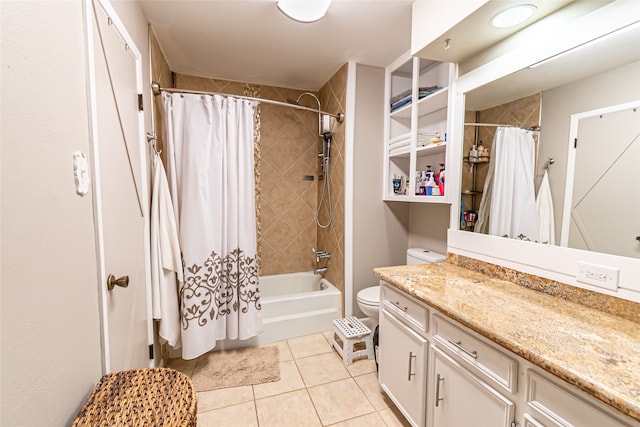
426, 171, 437, 196
469, 145, 478, 162
437, 163, 445, 196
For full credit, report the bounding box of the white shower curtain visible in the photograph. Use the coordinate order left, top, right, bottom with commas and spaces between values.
475, 127, 539, 242
163, 92, 262, 360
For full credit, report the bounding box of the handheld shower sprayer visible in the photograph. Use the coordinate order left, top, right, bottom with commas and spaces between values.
322, 132, 332, 162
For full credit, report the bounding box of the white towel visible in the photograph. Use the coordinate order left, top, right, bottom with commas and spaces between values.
150, 153, 183, 348
536, 170, 555, 245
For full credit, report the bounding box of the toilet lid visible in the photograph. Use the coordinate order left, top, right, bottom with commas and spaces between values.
357, 286, 380, 304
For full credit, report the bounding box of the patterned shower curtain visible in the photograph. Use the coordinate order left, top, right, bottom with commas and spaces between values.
163, 92, 262, 360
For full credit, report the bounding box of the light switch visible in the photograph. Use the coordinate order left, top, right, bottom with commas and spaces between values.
73, 151, 89, 196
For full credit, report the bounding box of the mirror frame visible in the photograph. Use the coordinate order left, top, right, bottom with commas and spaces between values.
447, 1, 640, 301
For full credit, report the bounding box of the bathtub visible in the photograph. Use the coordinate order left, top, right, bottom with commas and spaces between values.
215, 271, 342, 350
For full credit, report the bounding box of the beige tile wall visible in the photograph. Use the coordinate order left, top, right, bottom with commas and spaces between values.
461, 93, 541, 229
150, 32, 346, 291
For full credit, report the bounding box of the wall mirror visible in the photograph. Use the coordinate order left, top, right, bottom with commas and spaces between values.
447, 2, 639, 298
459, 21, 640, 259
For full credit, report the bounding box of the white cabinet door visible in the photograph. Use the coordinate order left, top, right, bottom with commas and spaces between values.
431, 347, 515, 427
379, 308, 428, 427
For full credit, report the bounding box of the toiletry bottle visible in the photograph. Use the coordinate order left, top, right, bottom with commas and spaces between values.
437, 163, 445, 196
481, 148, 490, 162
426, 172, 436, 196
469, 145, 478, 162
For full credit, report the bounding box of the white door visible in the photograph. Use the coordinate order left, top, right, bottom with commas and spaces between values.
566, 105, 640, 258
86, 0, 152, 373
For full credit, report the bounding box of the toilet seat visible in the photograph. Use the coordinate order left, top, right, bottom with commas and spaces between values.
357, 286, 380, 306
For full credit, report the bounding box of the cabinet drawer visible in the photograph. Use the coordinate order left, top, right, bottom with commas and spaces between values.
381, 283, 429, 334
433, 314, 518, 394
526, 370, 637, 427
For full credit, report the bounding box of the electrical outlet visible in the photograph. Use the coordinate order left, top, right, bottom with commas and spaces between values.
576, 261, 619, 291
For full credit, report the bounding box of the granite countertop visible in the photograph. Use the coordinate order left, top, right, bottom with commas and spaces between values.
373, 262, 640, 422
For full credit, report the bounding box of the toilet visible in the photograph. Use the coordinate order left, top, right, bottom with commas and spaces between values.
356, 248, 446, 329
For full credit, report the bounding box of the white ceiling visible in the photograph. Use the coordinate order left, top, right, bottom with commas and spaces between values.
139, 0, 414, 91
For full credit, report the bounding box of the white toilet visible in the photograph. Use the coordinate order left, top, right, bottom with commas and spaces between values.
356, 248, 446, 329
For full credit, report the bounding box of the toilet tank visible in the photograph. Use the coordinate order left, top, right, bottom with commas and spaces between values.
407, 248, 446, 265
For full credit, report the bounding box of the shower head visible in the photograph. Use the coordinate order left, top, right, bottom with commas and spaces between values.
287, 92, 326, 135
290, 92, 321, 110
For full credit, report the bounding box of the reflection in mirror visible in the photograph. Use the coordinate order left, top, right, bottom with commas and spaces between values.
561, 103, 640, 258
460, 22, 640, 258
460, 95, 541, 237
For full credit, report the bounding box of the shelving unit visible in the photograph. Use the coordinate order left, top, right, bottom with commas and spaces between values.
383, 51, 455, 203
461, 155, 489, 230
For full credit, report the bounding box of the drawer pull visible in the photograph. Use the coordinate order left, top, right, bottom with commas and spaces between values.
448, 339, 478, 359
393, 301, 408, 312
407, 351, 416, 380
435, 373, 444, 407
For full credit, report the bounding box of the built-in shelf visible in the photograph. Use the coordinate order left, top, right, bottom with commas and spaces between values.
416, 141, 446, 156
417, 87, 448, 117
384, 54, 454, 203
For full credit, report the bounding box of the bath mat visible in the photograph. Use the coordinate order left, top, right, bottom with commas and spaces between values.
191, 345, 280, 392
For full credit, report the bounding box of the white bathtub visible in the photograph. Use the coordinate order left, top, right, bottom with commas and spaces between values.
215, 271, 342, 350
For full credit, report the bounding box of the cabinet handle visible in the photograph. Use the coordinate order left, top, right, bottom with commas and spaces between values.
447, 339, 478, 359
435, 373, 444, 407
393, 301, 408, 312
407, 351, 416, 381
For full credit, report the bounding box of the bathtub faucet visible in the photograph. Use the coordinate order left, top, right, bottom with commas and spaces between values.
314, 267, 328, 275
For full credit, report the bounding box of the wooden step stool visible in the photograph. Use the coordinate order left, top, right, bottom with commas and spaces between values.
331, 316, 375, 365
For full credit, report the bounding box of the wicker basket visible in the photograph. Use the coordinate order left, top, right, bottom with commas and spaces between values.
72, 367, 197, 427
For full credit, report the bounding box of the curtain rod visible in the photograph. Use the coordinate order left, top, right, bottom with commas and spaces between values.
464, 122, 541, 131
151, 81, 344, 123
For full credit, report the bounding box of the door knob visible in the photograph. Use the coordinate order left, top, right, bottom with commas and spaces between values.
107, 274, 129, 291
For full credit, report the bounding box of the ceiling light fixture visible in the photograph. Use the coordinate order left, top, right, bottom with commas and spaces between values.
277, 0, 332, 23
490, 4, 537, 29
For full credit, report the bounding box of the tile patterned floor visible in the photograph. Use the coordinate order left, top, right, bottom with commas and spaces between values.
168, 331, 411, 427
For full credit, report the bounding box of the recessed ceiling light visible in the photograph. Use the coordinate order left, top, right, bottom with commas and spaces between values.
277, 0, 332, 23
490, 4, 537, 29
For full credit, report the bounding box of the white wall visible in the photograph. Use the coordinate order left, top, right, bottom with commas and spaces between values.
0, 1, 153, 425
0, 2, 103, 425
408, 203, 449, 255
352, 64, 409, 317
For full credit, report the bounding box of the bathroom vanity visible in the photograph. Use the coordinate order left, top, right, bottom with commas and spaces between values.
374, 260, 640, 427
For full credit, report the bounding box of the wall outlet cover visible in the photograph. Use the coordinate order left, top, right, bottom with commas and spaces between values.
576, 261, 619, 291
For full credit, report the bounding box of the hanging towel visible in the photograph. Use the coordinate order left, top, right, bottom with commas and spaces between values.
536, 169, 555, 245
150, 153, 183, 348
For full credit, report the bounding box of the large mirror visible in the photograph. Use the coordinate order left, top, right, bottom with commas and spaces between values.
459, 20, 640, 259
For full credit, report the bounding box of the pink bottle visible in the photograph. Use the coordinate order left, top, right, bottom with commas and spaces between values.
437, 164, 445, 196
